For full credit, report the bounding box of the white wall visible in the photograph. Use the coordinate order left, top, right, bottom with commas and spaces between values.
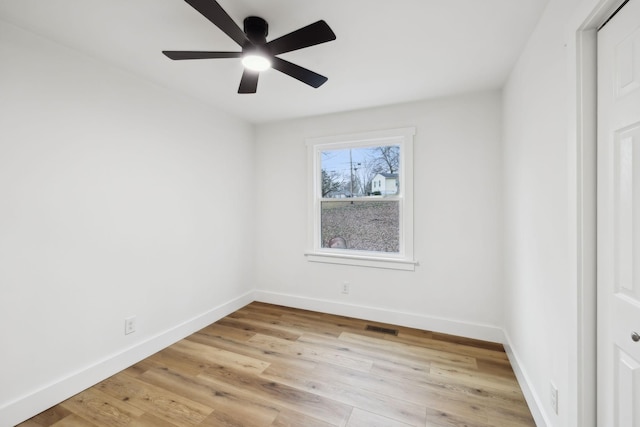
254, 91, 504, 340
502, 0, 592, 425
0, 21, 254, 426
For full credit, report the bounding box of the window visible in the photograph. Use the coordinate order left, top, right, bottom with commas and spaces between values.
306, 127, 416, 270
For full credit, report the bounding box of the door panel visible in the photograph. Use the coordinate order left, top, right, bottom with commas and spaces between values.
614, 26, 640, 98
614, 126, 640, 297
616, 348, 640, 425
598, 0, 640, 425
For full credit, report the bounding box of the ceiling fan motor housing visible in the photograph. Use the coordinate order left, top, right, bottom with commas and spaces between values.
244, 16, 268, 44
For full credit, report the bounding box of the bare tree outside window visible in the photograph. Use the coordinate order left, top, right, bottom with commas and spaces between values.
373, 146, 399, 174
321, 169, 344, 197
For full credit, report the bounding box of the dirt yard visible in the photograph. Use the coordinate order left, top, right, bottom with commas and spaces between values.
321, 200, 399, 252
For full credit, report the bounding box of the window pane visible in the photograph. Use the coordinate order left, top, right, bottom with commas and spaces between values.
321, 145, 400, 197
321, 200, 399, 253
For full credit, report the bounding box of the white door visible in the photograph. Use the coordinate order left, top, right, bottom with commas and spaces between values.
598, 0, 640, 425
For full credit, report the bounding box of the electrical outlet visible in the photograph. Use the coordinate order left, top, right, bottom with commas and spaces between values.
550, 382, 558, 414
341, 281, 350, 294
125, 316, 136, 335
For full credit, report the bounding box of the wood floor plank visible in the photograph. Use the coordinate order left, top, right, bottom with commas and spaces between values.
270, 408, 338, 427
271, 357, 430, 408
198, 411, 269, 427
186, 330, 320, 372
122, 359, 156, 378
259, 362, 427, 426
369, 359, 432, 386
248, 333, 374, 372
216, 317, 301, 341
275, 313, 364, 339
17, 302, 535, 427
18, 405, 72, 426
197, 364, 352, 426
58, 388, 144, 427
389, 332, 509, 362
425, 406, 492, 427
139, 366, 280, 426
346, 408, 414, 427
170, 339, 271, 375
129, 413, 181, 427
338, 331, 478, 369
298, 331, 434, 379
476, 356, 520, 378
196, 322, 257, 342
429, 362, 523, 393
144, 348, 204, 377
97, 373, 213, 426
431, 331, 506, 352
485, 405, 538, 427
50, 414, 98, 427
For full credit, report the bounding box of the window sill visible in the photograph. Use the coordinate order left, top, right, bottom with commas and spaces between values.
304, 251, 417, 271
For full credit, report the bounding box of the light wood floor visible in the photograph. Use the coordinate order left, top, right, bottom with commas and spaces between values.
19, 302, 535, 427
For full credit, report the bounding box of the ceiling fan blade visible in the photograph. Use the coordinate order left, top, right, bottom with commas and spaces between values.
184, 0, 248, 47
163, 51, 242, 60
267, 20, 336, 55
271, 57, 328, 88
238, 70, 259, 93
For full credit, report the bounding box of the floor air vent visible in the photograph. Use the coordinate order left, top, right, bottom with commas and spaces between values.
365, 325, 399, 336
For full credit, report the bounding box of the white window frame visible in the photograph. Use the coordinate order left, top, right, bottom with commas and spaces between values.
305, 127, 416, 271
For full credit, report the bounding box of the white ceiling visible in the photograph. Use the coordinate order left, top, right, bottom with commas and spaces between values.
0, 0, 549, 124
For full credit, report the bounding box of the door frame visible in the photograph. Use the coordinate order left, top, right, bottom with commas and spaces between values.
571, 0, 628, 426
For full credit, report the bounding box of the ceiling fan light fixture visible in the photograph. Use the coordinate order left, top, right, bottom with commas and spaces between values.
242, 54, 271, 71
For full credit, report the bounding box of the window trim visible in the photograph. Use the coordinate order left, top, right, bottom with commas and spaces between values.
305, 127, 416, 271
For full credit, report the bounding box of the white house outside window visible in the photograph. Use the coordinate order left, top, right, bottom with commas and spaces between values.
306, 127, 416, 270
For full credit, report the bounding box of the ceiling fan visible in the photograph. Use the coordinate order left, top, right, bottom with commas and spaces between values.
162, 0, 337, 94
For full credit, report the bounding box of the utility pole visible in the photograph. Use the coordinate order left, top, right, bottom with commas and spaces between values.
349, 149, 354, 197
349, 149, 362, 197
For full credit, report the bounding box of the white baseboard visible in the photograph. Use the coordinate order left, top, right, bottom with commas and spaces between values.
503, 331, 549, 427
254, 290, 505, 343
0, 291, 254, 427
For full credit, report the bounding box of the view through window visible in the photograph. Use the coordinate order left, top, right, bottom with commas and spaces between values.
320, 145, 401, 253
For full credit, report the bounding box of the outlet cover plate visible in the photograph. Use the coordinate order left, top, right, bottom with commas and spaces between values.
125, 316, 136, 335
